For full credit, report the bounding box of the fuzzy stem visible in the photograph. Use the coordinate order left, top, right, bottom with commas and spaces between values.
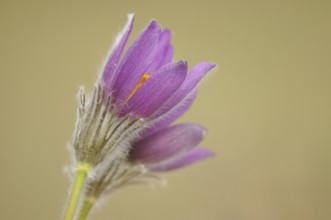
64, 163, 92, 220
77, 196, 96, 220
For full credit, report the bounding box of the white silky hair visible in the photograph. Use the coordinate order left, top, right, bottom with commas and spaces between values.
71, 81, 148, 177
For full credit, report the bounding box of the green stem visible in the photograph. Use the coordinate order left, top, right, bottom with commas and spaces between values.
64, 163, 92, 220
77, 197, 96, 220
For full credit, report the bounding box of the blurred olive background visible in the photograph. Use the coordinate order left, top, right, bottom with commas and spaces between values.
0, 0, 330, 219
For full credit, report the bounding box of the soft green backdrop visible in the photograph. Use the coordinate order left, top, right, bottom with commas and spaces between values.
0, 0, 330, 220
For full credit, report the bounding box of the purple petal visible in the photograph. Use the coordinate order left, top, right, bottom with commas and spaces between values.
154, 62, 215, 117
103, 14, 134, 86
141, 89, 198, 137
149, 147, 214, 172
161, 44, 174, 67
148, 29, 174, 72
119, 61, 187, 117
129, 123, 207, 164
111, 20, 162, 103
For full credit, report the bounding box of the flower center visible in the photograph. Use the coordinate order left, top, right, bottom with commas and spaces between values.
126, 73, 151, 102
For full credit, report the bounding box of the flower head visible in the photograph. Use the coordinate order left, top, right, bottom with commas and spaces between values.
70, 14, 215, 199
64, 14, 217, 220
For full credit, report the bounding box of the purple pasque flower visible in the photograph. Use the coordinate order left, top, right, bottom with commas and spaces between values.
72, 14, 215, 168
100, 14, 215, 120
65, 14, 217, 220
73, 14, 215, 198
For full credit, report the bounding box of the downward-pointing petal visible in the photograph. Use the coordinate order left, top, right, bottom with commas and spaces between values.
129, 123, 206, 164
149, 147, 214, 172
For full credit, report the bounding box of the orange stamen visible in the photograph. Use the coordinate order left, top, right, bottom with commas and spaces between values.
126, 73, 151, 102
